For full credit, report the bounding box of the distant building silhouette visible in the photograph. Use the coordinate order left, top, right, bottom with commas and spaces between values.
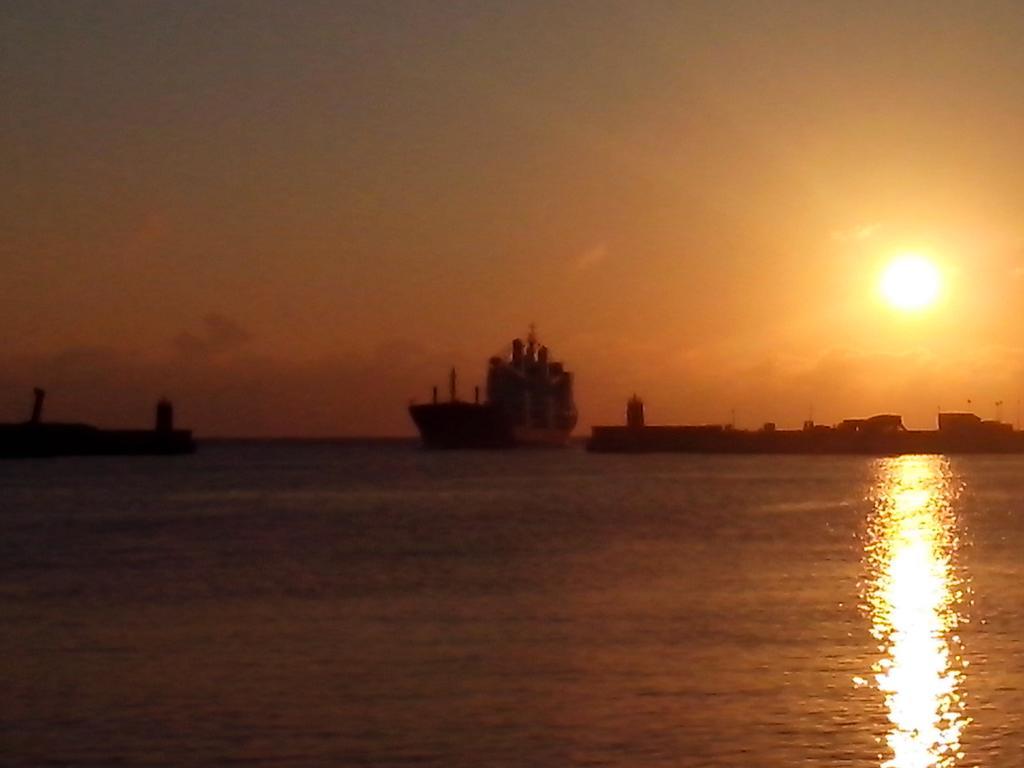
589, 398, 1024, 454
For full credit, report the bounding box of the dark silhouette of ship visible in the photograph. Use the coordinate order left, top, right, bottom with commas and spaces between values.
410, 329, 577, 448
589, 395, 1024, 454
0, 388, 196, 458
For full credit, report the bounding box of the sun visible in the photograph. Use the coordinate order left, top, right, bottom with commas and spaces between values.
880, 254, 941, 311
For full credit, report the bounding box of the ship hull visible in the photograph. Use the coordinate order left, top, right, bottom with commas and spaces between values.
510, 425, 573, 448
409, 403, 571, 449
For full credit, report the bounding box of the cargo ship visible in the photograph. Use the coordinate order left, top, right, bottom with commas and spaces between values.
409, 329, 577, 448
588, 395, 1024, 454
0, 388, 196, 458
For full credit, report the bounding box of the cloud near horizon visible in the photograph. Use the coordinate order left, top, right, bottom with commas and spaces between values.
3, 316, 1023, 436
173, 313, 253, 358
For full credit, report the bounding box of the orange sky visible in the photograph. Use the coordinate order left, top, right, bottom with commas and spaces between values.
4, 2, 1024, 435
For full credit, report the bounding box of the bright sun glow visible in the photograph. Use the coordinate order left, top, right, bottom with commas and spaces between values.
881, 255, 941, 311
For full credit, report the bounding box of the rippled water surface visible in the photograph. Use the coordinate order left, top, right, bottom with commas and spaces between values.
4, 442, 1024, 766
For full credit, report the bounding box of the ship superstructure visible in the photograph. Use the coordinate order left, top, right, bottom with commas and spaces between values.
410, 328, 577, 448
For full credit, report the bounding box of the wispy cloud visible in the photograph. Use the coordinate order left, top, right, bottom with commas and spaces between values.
832, 222, 881, 242
573, 243, 608, 272
173, 313, 252, 358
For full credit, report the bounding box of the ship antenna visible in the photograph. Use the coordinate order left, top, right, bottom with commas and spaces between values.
449, 367, 457, 402
528, 322, 537, 346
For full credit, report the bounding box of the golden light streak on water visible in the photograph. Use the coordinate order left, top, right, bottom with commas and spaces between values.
863, 455, 969, 768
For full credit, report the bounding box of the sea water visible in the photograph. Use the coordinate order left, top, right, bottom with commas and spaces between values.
4, 442, 1024, 767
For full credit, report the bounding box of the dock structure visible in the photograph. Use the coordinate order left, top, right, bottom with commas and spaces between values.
0, 390, 196, 459
589, 399, 1024, 454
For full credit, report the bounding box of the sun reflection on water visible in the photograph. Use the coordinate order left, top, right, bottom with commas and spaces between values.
862, 455, 969, 768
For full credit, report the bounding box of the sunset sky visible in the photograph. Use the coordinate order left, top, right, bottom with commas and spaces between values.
4, 1, 1024, 435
